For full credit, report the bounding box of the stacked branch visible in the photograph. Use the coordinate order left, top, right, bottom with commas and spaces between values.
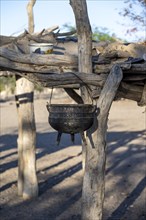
0, 30, 146, 106
0, 26, 77, 47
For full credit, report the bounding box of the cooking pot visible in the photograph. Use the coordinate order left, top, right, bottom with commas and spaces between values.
46, 104, 96, 144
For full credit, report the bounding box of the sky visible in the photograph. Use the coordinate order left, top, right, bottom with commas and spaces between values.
0, 0, 145, 42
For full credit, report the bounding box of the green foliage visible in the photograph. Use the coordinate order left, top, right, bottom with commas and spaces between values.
0, 76, 16, 93
92, 27, 117, 42
62, 23, 76, 34
34, 84, 44, 93
0, 76, 44, 94
61, 23, 120, 42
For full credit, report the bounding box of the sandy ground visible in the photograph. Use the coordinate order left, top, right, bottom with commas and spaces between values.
0, 90, 146, 220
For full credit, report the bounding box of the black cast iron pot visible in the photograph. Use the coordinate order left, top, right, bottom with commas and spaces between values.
47, 104, 96, 134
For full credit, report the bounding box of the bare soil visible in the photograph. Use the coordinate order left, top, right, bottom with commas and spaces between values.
0, 90, 146, 220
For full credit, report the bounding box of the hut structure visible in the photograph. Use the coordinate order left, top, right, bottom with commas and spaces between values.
0, 1, 146, 219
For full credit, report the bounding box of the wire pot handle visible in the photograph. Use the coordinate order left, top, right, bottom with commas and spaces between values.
71, 72, 94, 105
46, 86, 54, 112
48, 72, 94, 107
49, 86, 54, 105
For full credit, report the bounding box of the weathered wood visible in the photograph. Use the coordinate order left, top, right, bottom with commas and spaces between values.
70, 1, 110, 220
27, 0, 36, 33
123, 74, 146, 81
0, 56, 62, 73
1, 47, 146, 77
0, 26, 76, 48
83, 65, 123, 220
0, 28, 56, 47
44, 25, 59, 34
70, 0, 93, 177
123, 62, 146, 74
0, 56, 145, 104
16, 76, 38, 199
64, 88, 83, 103
20, 72, 107, 87
0, 32, 28, 46
69, 3, 93, 217
27, 32, 56, 44
94, 62, 146, 75
0, 53, 146, 80
70, 0, 92, 104
117, 82, 144, 102
0, 36, 15, 46
15, 0, 38, 200
0, 47, 78, 66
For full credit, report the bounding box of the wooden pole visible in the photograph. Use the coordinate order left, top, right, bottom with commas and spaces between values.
16, 76, 38, 199
15, 0, 38, 199
82, 65, 123, 220
70, 1, 123, 219
27, 0, 36, 33
70, 0, 92, 172
70, 0, 92, 102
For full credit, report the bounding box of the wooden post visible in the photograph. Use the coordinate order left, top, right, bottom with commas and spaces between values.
15, 0, 38, 199
82, 65, 123, 220
70, 1, 123, 219
16, 76, 38, 199
70, 0, 92, 102
27, 0, 36, 33
70, 0, 92, 171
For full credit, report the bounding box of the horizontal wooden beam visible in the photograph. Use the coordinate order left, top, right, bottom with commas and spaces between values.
18, 72, 107, 87
0, 44, 146, 106
0, 47, 78, 66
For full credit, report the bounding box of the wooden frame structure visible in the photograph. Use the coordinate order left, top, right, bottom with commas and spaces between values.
0, 0, 146, 219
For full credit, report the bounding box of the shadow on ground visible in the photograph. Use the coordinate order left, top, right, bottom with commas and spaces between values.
0, 129, 146, 220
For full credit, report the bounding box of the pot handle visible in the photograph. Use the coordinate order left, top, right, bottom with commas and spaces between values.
92, 105, 97, 113
46, 102, 50, 112
47, 87, 54, 112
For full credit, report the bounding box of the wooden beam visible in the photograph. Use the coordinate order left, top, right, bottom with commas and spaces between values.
64, 88, 83, 104
20, 72, 107, 87
0, 47, 78, 66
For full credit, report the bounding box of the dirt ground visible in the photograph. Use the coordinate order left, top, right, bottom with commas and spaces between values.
0, 90, 146, 220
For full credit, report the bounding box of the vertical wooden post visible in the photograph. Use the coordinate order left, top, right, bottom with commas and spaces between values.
70, 0, 92, 102
70, 0, 92, 171
16, 77, 38, 199
15, 0, 38, 199
27, 0, 36, 33
82, 65, 123, 220
70, 0, 93, 171
70, 1, 123, 219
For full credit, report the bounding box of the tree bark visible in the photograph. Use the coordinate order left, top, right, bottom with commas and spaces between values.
16, 77, 38, 199
0, 47, 78, 66
70, 0, 92, 103
27, 0, 36, 33
82, 65, 123, 220
70, 0, 93, 174
16, 0, 38, 199
70, 1, 123, 220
